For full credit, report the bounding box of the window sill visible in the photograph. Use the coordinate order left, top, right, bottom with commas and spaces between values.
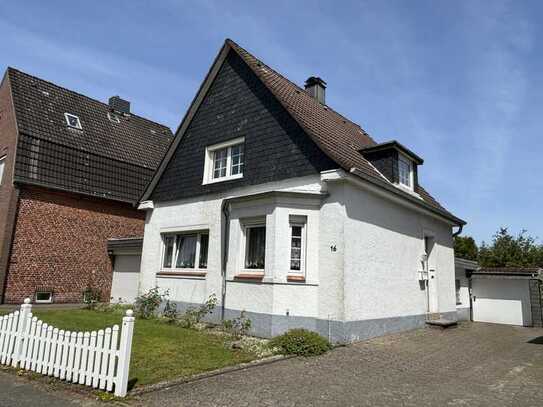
157, 270, 207, 278
234, 272, 265, 281
287, 274, 306, 282
202, 173, 243, 185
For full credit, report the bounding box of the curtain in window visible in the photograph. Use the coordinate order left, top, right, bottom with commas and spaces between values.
176, 234, 197, 268
163, 236, 175, 268
199, 234, 209, 269
290, 226, 302, 271
245, 226, 266, 269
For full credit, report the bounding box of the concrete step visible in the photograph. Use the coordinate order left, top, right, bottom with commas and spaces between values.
426, 319, 458, 329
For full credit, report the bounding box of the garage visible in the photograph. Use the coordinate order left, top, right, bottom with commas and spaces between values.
470, 268, 542, 327
107, 238, 143, 304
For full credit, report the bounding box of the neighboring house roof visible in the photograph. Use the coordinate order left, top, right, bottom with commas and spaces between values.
142, 39, 464, 225
455, 257, 479, 270
7, 68, 174, 203
474, 267, 542, 276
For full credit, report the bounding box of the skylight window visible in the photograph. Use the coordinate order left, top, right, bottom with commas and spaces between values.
64, 113, 82, 129
108, 112, 121, 123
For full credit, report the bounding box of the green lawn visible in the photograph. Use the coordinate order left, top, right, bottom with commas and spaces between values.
24, 309, 257, 387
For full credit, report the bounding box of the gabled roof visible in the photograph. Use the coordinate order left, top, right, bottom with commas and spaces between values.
143, 39, 464, 225
6, 67, 174, 203
8, 67, 173, 170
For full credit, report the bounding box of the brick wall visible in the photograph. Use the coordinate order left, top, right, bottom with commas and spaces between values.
4, 185, 145, 303
0, 71, 20, 303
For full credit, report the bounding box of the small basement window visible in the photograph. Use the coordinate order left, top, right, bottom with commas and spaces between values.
64, 113, 82, 129
203, 137, 245, 184
35, 290, 53, 304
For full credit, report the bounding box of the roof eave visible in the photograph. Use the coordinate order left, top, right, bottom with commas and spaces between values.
360, 141, 424, 165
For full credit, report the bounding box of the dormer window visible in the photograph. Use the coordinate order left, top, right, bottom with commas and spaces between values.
360, 141, 423, 193
64, 113, 82, 129
203, 137, 245, 184
398, 154, 413, 189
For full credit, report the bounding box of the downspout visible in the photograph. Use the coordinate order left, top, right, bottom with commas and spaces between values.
220, 198, 231, 322
452, 224, 463, 237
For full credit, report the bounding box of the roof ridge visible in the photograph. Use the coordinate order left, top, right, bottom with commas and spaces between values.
224, 40, 376, 143
7, 66, 171, 132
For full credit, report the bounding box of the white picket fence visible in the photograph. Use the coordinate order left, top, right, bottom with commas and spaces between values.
0, 299, 134, 397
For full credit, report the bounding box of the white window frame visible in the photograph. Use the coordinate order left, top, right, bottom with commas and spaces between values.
64, 113, 82, 129
35, 291, 53, 304
397, 153, 413, 190
0, 155, 6, 186
241, 219, 266, 272
160, 231, 209, 272
107, 112, 121, 123
289, 222, 306, 275
202, 137, 245, 185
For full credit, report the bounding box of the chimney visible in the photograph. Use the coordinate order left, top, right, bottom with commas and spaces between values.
304, 76, 326, 104
108, 96, 130, 114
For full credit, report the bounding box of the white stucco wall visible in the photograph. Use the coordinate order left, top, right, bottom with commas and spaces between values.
338, 181, 456, 322
139, 170, 458, 338
139, 175, 325, 315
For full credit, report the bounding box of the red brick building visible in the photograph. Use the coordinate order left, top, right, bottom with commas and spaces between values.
0, 68, 173, 303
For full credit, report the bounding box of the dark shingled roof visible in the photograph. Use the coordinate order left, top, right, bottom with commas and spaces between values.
7, 67, 174, 203
143, 39, 464, 225
226, 40, 462, 224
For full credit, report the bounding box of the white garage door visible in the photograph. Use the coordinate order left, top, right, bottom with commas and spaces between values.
472, 278, 532, 326
110, 255, 141, 304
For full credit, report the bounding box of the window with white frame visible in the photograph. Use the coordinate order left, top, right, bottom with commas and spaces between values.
161, 231, 209, 270
244, 224, 266, 270
0, 155, 5, 185
64, 113, 82, 129
289, 222, 306, 273
203, 137, 245, 184
398, 154, 413, 189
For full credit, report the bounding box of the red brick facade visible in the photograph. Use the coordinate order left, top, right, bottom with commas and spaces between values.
0, 72, 20, 303
4, 185, 145, 303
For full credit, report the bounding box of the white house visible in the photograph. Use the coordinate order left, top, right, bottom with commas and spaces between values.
136, 39, 466, 343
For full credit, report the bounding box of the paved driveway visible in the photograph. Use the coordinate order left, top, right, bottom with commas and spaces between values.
133, 323, 543, 407
1, 323, 541, 406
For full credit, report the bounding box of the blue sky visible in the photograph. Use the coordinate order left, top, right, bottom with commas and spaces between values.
1, 1, 541, 244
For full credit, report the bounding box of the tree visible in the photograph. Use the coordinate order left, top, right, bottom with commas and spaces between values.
478, 228, 543, 268
454, 236, 478, 261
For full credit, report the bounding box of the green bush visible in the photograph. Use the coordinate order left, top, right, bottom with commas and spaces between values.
223, 310, 252, 338
82, 286, 102, 310
178, 294, 217, 328
134, 287, 168, 319
270, 329, 332, 357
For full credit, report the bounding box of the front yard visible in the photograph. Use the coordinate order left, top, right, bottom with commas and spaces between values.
28, 309, 258, 388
